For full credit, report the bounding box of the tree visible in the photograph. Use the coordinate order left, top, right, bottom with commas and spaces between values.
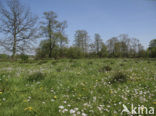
149, 39, 156, 57
106, 37, 118, 57
0, 0, 38, 59
98, 43, 108, 57
94, 33, 103, 54
74, 30, 89, 55
40, 11, 67, 58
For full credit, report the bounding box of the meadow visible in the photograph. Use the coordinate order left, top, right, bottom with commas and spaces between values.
0, 58, 155, 116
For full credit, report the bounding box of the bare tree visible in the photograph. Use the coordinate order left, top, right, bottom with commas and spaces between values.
0, 0, 38, 59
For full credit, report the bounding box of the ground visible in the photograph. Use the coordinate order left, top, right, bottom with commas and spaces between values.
0, 58, 155, 116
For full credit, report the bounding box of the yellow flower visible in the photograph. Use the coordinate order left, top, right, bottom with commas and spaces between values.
40, 87, 43, 90
0, 92, 2, 94
54, 96, 57, 99
24, 107, 33, 111
110, 90, 113, 94
153, 102, 156, 105
23, 99, 27, 103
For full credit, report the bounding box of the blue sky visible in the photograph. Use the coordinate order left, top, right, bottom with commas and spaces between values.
1, 0, 156, 49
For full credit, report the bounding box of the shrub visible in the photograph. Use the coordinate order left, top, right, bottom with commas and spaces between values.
38, 60, 48, 65
56, 68, 61, 72
110, 71, 128, 84
99, 65, 112, 72
120, 64, 124, 67
20, 54, 29, 62
88, 61, 93, 65
27, 72, 45, 82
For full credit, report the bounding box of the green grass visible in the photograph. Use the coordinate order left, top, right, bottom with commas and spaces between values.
0, 58, 155, 116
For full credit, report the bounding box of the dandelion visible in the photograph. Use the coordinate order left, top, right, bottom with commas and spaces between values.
23, 99, 27, 103
40, 87, 43, 90
153, 101, 156, 104
24, 107, 33, 111
54, 96, 57, 99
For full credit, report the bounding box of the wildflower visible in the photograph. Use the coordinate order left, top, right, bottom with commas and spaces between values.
24, 107, 33, 111
23, 99, 27, 103
28, 96, 31, 99
0, 92, 2, 94
63, 101, 67, 104
40, 87, 43, 90
59, 105, 64, 109
77, 111, 81, 114
82, 113, 87, 116
42, 101, 46, 104
62, 109, 68, 113
153, 101, 156, 105
2, 98, 6, 101
70, 109, 75, 114
54, 96, 57, 99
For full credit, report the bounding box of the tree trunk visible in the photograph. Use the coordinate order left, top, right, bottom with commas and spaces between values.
12, 35, 16, 60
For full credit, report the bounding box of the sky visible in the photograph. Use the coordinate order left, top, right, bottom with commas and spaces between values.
0, 0, 156, 50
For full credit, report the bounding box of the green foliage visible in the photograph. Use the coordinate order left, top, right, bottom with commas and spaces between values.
66, 47, 83, 58
20, 54, 29, 62
110, 71, 128, 84
99, 65, 112, 72
0, 54, 10, 60
27, 72, 45, 82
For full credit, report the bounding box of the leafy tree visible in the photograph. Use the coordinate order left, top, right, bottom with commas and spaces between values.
94, 33, 103, 53
74, 30, 89, 55
149, 39, 156, 57
40, 11, 67, 58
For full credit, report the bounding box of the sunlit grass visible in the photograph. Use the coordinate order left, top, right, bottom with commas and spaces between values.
0, 58, 155, 116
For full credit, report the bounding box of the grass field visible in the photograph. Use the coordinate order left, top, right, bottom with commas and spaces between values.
0, 58, 156, 116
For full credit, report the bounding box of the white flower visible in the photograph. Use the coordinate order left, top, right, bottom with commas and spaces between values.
77, 111, 81, 114
28, 96, 31, 99
68, 104, 71, 107
74, 108, 79, 111
70, 109, 75, 114
2, 98, 6, 101
59, 105, 64, 109
42, 101, 46, 104
62, 109, 68, 113
82, 113, 87, 116
64, 101, 67, 104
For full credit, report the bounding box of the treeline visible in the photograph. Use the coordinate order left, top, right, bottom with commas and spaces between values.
0, 0, 156, 60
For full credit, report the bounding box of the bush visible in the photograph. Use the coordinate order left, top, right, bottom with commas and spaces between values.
99, 65, 112, 72
27, 72, 45, 82
38, 60, 48, 65
110, 71, 128, 84
20, 54, 29, 62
